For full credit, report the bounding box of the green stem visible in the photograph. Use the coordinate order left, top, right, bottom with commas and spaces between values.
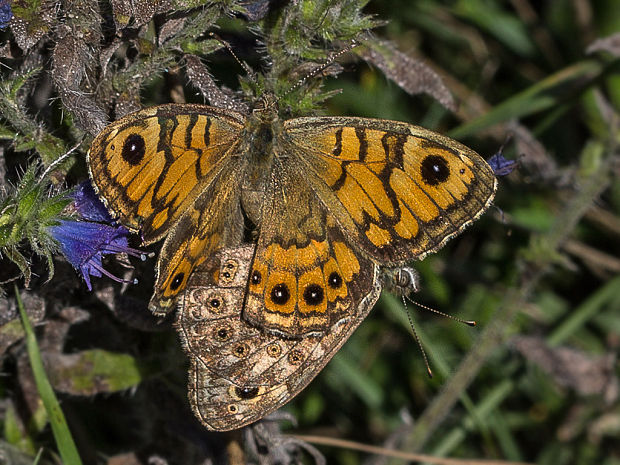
16, 286, 84, 465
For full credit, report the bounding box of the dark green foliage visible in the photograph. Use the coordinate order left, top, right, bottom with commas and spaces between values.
0, 1, 619, 464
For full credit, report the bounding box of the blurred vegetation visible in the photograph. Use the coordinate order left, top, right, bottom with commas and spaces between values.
1, 0, 619, 464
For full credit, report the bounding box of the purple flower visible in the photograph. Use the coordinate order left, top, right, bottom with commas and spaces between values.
0, 0, 12, 29
72, 181, 114, 222
49, 181, 146, 290
488, 151, 518, 176
49, 221, 145, 290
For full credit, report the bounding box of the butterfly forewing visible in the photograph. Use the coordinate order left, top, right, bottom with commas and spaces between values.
149, 157, 246, 313
284, 117, 497, 263
88, 104, 245, 243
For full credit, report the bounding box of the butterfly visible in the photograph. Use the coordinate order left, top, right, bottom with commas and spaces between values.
87, 93, 497, 430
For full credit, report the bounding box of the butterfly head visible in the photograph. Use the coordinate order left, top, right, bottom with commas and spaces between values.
382, 266, 421, 297
252, 92, 279, 115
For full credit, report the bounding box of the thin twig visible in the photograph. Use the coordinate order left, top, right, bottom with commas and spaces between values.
292, 434, 535, 465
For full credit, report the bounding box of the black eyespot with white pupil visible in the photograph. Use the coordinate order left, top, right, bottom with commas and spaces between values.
328, 272, 343, 289
215, 326, 231, 340
266, 343, 281, 357
235, 386, 259, 399
289, 350, 303, 364
121, 134, 146, 166
303, 284, 324, 306
170, 272, 185, 291
420, 155, 450, 186
271, 283, 290, 305
251, 270, 261, 285
233, 343, 249, 358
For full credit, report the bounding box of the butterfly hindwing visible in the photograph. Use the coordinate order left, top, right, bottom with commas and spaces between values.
177, 245, 381, 431
243, 156, 378, 337
150, 157, 246, 313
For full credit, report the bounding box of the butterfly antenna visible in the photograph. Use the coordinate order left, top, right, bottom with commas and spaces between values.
404, 295, 476, 327
402, 302, 433, 378
279, 40, 360, 101
208, 32, 256, 81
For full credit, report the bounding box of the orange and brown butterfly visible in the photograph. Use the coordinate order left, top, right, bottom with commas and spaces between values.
87, 57, 497, 430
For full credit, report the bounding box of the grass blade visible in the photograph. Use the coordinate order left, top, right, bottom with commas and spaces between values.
16, 287, 83, 465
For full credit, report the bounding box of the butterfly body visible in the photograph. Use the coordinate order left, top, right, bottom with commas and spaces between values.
236, 101, 284, 226
88, 95, 497, 430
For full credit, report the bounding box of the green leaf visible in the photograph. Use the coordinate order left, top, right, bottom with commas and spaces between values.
449, 60, 605, 140
548, 275, 620, 346
47, 350, 146, 396
4, 403, 35, 454
3, 247, 31, 287
453, 0, 536, 57
326, 351, 384, 408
